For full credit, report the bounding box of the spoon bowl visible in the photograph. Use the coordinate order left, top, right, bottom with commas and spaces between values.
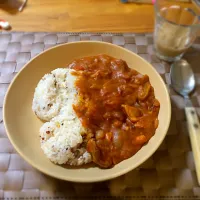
170, 59, 195, 98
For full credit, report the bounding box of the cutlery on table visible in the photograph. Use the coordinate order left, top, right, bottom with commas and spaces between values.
170, 59, 200, 185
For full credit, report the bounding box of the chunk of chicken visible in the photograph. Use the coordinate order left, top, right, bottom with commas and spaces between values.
122, 105, 142, 122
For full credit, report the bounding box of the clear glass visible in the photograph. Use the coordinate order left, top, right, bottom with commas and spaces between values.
154, 0, 200, 62
0, 0, 27, 12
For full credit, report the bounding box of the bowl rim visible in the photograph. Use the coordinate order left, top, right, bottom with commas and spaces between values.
3, 41, 171, 182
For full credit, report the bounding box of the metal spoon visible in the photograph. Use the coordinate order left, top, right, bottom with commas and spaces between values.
170, 59, 200, 185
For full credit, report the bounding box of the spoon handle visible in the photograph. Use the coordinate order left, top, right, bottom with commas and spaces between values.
185, 107, 200, 185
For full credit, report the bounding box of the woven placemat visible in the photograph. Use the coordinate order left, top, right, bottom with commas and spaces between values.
0, 32, 200, 200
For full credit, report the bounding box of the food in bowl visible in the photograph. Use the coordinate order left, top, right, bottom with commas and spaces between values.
32, 54, 160, 168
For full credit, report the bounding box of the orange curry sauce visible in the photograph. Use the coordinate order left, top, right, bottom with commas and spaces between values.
69, 54, 160, 168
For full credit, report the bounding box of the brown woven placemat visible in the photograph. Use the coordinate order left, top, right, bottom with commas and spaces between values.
0, 32, 200, 200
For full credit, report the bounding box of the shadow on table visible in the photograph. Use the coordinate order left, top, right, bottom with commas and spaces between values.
0, 0, 24, 14
184, 38, 200, 74
40, 172, 110, 197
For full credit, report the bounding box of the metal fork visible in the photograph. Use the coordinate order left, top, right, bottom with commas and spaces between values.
18, 0, 27, 12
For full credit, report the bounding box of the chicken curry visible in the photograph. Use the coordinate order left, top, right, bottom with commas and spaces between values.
69, 54, 160, 168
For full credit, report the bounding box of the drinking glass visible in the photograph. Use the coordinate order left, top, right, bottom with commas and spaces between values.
154, 0, 200, 62
0, 0, 27, 12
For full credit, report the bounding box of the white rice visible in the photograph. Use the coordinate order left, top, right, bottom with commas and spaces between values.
32, 68, 77, 121
32, 73, 60, 121
32, 68, 92, 166
40, 115, 91, 165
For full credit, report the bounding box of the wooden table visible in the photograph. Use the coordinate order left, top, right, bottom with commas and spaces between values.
0, 0, 155, 33
0, 0, 195, 33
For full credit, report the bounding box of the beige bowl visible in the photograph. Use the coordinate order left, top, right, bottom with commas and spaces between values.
3, 41, 171, 183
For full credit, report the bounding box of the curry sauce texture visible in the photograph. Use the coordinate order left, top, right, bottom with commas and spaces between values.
68, 54, 160, 168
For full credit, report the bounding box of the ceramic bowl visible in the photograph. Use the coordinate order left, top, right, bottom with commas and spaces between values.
3, 41, 171, 182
